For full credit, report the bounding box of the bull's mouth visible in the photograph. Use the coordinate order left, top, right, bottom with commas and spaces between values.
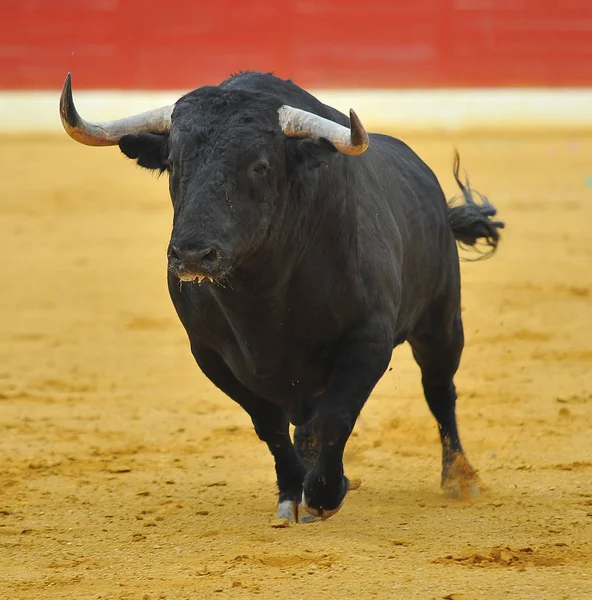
177, 272, 217, 284
169, 260, 231, 286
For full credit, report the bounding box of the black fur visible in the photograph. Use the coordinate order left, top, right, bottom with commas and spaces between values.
118, 71, 504, 520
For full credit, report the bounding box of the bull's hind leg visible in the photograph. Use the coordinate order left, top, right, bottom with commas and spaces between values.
409, 310, 480, 499
193, 346, 314, 522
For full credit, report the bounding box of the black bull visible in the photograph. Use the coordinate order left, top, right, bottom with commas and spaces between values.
60, 71, 504, 522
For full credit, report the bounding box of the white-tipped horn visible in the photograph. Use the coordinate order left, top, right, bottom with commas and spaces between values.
59, 73, 173, 146
278, 105, 369, 155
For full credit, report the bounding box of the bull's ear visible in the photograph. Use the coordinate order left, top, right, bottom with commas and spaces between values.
119, 133, 169, 171
287, 137, 337, 170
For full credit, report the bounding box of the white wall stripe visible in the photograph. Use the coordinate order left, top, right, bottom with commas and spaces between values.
2, 89, 592, 134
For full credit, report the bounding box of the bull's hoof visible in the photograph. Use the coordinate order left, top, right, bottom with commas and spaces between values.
442, 453, 480, 500
277, 499, 319, 523
302, 473, 350, 520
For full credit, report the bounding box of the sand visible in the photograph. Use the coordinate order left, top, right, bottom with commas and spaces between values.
0, 135, 590, 599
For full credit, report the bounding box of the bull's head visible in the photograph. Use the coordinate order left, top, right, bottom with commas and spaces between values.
60, 73, 369, 284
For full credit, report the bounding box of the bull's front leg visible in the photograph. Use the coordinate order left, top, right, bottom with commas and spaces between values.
193, 346, 313, 522
302, 321, 392, 519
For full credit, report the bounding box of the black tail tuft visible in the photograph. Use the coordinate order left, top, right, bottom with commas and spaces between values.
447, 150, 505, 260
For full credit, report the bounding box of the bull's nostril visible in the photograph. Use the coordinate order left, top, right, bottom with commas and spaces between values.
169, 245, 182, 260
201, 248, 220, 268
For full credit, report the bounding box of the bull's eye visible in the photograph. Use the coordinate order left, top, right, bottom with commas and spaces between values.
251, 159, 270, 178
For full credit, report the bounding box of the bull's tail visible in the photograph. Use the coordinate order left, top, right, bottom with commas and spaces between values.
447, 150, 504, 259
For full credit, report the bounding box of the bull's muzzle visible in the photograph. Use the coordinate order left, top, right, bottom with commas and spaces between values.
168, 244, 227, 283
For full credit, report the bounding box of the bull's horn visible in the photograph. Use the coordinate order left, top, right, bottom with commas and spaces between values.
278, 105, 369, 156
59, 73, 173, 146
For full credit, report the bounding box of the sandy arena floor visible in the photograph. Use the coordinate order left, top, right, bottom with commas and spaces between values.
0, 134, 590, 599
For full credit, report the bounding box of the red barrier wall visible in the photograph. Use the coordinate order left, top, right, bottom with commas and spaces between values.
2, 0, 592, 90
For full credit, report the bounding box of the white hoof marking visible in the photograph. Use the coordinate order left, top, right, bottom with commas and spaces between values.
277, 499, 319, 523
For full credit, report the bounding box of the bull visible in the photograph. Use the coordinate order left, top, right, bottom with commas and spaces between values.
60, 71, 504, 522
